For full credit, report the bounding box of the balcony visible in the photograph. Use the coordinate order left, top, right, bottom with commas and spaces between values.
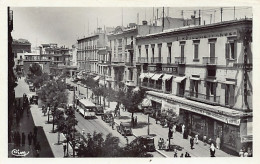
184, 90, 220, 105
125, 44, 134, 50
151, 57, 163, 64
141, 82, 162, 92
138, 57, 148, 63
175, 57, 186, 64
125, 80, 135, 87
125, 62, 134, 67
167, 57, 172, 64
113, 57, 124, 63
203, 57, 218, 65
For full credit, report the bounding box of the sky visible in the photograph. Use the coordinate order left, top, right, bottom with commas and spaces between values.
11, 7, 252, 48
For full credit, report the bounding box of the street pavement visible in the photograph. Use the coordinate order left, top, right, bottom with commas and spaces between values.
68, 78, 235, 157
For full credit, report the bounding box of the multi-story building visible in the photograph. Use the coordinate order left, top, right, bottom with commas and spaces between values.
77, 28, 110, 81
40, 43, 75, 76
107, 21, 163, 91
136, 19, 252, 154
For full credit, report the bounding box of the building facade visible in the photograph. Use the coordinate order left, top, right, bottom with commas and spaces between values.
136, 19, 252, 154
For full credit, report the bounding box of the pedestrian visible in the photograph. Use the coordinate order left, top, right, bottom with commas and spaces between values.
158, 138, 161, 150
244, 151, 248, 157
63, 141, 67, 157
173, 124, 176, 133
216, 136, 221, 149
174, 152, 178, 157
21, 132, 25, 146
239, 149, 244, 157
132, 117, 135, 127
210, 143, 216, 157
135, 116, 137, 127
185, 152, 189, 157
203, 135, 207, 146
190, 136, 194, 149
247, 147, 252, 157
28, 132, 32, 146
34, 126, 38, 137
180, 153, 184, 157
182, 124, 185, 135
32, 133, 37, 145
35, 141, 41, 157
16, 132, 21, 147
195, 134, 199, 144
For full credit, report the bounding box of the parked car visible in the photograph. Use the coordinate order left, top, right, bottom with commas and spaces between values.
29, 84, 35, 92
116, 122, 133, 136
95, 105, 104, 115
101, 112, 113, 123
137, 135, 156, 152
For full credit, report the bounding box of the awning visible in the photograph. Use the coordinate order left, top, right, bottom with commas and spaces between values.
93, 76, 100, 81
190, 77, 201, 81
99, 80, 107, 86
221, 81, 236, 85
139, 73, 147, 79
173, 76, 186, 83
205, 78, 217, 83
147, 72, 155, 78
151, 74, 163, 80
142, 98, 152, 107
162, 74, 173, 81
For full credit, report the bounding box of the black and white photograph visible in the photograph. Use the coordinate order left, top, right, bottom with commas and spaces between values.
1, 0, 258, 163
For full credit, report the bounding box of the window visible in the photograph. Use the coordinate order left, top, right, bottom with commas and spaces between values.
225, 84, 235, 106
194, 44, 199, 60
138, 46, 141, 61
145, 46, 149, 62
190, 80, 199, 97
210, 43, 215, 57
158, 44, 162, 62
168, 46, 172, 63
152, 48, 154, 62
181, 45, 185, 58
20, 55, 22, 59
225, 41, 237, 60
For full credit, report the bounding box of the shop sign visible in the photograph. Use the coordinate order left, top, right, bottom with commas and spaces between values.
162, 100, 179, 116
182, 105, 240, 126
147, 94, 162, 103
241, 135, 253, 143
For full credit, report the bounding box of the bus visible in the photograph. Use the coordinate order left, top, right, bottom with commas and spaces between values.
77, 99, 96, 119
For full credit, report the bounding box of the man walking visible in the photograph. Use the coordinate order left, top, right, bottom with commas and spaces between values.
216, 136, 221, 149
63, 142, 67, 157
190, 136, 194, 149
21, 132, 25, 146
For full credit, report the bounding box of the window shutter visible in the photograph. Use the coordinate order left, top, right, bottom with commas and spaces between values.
234, 41, 237, 59
225, 43, 230, 59
229, 85, 235, 106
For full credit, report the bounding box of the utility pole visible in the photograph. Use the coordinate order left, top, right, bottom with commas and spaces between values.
153, 7, 154, 24
157, 8, 159, 20
214, 10, 216, 23
122, 8, 123, 26
199, 10, 201, 25
162, 7, 165, 30
221, 7, 223, 22
181, 10, 184, 19
234, 6, 236, 20
210, 14, 212, 24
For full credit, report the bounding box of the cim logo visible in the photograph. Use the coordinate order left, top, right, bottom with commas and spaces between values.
11, 149, 29, 157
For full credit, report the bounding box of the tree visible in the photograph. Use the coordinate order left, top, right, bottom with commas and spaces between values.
32, 72, 50, 89
29, 63, 42, 77
120, 88, 146, 125
38, 79, 68, 132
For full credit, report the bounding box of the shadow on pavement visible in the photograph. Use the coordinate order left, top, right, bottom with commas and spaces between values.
37, 126, 54, 157
118, 116, 131, 120
133, 121, 150, 129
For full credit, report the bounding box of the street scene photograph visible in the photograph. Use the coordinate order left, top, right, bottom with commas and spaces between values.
7, 6, 253, 158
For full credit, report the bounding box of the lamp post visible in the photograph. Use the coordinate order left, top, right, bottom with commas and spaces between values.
147, 113, 150, 135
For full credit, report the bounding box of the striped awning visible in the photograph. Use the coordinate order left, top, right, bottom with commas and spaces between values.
190, 77, 201, 81
162, 74, 173, 81
151, 74, 163, 80
93, 76, 100, 81
173, 76, 186, 83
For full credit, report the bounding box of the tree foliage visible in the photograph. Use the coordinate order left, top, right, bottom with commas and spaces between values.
28, 63, 42, 77
77, 132, 152, 157
32, 72, 50, 89
38, 79, 68, 108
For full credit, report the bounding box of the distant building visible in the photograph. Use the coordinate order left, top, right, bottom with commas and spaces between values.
154, 16, 200, 29
12, 38, 31, 58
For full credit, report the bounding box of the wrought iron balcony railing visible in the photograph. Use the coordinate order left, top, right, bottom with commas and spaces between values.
184, 90, 220, 105
175, 57, 186, 64
203, 57, 218, 65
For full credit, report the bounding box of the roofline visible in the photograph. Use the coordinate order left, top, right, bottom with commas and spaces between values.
77, 34, 100, 41
137, 18, 252, 40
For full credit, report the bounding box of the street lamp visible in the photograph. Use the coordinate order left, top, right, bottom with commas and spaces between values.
147, 113, 150, 135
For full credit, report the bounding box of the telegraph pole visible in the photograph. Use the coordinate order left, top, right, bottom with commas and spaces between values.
220, 7, 223, 22
234, 6, 236, 20
199, 9, 201, 25
162, 7, 165, 30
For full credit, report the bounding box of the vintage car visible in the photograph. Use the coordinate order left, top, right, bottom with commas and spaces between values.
116, 122, 133, 136
101, 112, 113, 123
95, 105, 104, 115
138, 135, 156, 152
28, 93, 38, 105
29, 84, 35, 92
